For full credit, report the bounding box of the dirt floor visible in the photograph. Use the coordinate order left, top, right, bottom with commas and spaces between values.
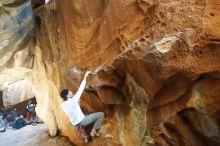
0, 124, 74, 146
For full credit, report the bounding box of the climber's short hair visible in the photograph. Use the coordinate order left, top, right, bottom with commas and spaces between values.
60, 89, 69, 101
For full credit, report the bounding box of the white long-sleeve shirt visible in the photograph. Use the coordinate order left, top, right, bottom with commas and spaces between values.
60, 78, 87, 126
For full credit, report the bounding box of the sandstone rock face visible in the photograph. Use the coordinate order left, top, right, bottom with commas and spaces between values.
1, 0, 220, 146
2, 79, 34, 107
0, 0, 35, 106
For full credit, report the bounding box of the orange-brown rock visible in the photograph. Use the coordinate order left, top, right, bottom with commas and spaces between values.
1, 0, 220, 146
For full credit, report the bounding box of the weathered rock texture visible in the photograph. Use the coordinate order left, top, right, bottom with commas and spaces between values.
0, 0, 220, 146
0, 0, 35, 107
3, 80, 34, 107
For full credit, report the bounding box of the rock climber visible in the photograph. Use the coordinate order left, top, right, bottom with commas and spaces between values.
60, 71, 104, 143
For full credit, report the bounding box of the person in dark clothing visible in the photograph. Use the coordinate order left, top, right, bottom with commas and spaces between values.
10, 108, 18, 119
11, 115, 26, 129
6, 108, 18, 124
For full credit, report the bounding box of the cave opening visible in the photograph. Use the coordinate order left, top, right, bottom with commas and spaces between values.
0, 79, 38, 119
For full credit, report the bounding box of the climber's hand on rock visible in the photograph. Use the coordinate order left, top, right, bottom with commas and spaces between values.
84, 71, 91, 78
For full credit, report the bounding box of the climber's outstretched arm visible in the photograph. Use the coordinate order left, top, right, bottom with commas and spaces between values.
72, 71, 91, 103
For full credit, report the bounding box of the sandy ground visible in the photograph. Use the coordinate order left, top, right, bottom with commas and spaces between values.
0, 124, 74, 146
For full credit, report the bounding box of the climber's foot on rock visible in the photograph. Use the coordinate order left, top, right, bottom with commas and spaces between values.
90, 130, 101, 137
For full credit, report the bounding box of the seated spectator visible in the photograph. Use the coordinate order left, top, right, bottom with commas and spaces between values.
5, 108, 18, 124
10, 108, 18, 120
11, 115, 27, 129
